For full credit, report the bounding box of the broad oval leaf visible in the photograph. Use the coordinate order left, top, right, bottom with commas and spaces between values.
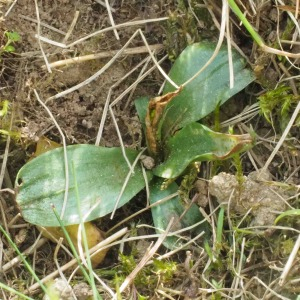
15, 145, 152, 226
149, 177, 208, 250
161, 42, 255, 139
154, 123, 254, 179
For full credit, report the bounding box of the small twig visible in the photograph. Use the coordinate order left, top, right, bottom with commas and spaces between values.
280, 39, 300, 46
231, 237, 246, 299
38, 226, 74, 257
142, 164, 150, 207
68, 259, 114, 297
248, 0, 256, 15
42, 44, 163, 69
1, 167, 13, 190
275, 2, 300, 69
0, 106, 15, 243
277, 0, 300, 41
45, 30, 172, 105
0, 234, 3, 271
0, 103, 14, 192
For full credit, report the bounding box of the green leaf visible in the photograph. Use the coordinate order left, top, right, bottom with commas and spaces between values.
149, 177, 208, 250
15, 145, 152, 226
154, 123, 254, 179
5, 31, 21, 42
4, 45, 15, 53
161, 42, 255, 139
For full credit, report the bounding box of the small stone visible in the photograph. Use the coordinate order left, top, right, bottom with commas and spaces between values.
140, 155, 155, 170
43, 278, 73, 300
208, 169, 288, 229
82, 119, 93, 129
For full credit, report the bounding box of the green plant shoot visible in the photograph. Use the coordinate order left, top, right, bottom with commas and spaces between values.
15, 41, 255, 250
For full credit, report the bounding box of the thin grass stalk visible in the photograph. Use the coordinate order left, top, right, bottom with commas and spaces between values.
0, 225, 49, 295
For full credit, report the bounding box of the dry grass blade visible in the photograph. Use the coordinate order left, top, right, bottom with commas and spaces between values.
4, 0, 17, 17
110, 149, 146, 219
26, 227, 128, 295
2, 238, 47, 273
182, 0, 227, 88
261, 99, 300, 175
62, 10, 80, 44
45, 30, 168, 102
94, 0, 115, 12
0, 136, 11, 190
105, 0, 119, 40
33, 0, 51, 73
279, 234, 300, 286
19, 14, 67, 35
34, 90, 69, 220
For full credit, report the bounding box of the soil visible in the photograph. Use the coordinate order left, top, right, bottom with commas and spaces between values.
1, 1, 300, 299
1, 0, 169, 148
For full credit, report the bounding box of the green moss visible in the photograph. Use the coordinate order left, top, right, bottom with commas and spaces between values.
259, 84, 300, 131
113, 253, 177, 292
